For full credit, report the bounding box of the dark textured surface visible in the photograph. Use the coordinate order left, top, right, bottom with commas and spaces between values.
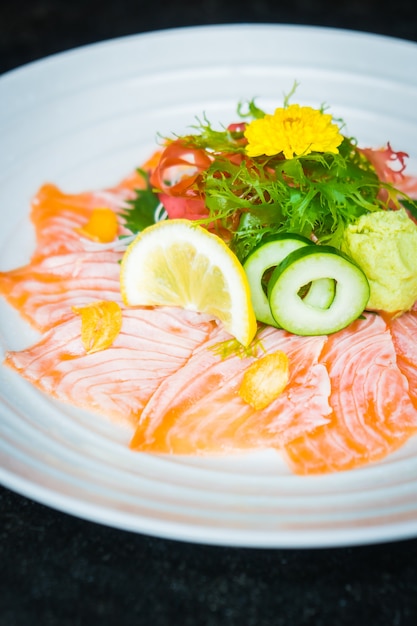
2, 486, 417, 626
1, 0, 417, 74
2, 2, 417, 625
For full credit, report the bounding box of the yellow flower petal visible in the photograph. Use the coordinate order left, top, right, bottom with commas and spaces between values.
72, 301, 122, 354
244, 104, 343, 159
238, 350, 289, 410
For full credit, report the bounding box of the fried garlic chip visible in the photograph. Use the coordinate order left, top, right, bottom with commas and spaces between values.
73, 301, 122, 354
238, 351, 289, 410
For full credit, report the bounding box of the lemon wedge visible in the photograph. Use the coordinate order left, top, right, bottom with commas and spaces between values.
120, 219, 257, 346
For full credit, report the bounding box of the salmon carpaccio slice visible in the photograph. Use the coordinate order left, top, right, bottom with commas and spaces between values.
0, 171, 145, 332
28, 169, 145, 257
130, 325, 332, 454
30, 182, 136, 258
387, 306, 417, 408
0, 249, 124, 331
4, 307, 218, 427
284, 314, 417, 474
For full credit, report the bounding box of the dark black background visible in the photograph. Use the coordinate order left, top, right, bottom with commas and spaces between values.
2, 1, 417, 625
2, 0, 417, 74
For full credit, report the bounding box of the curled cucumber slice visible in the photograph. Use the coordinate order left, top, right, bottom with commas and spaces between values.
267, 246, 370, 335
243, 234, 312, 326
243, 234, 335, 326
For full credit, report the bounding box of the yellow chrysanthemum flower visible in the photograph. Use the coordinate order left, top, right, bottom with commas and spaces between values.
244, 104, 344, 160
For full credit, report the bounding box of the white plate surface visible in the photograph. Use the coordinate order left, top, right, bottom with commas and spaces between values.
1, 24, 417, 548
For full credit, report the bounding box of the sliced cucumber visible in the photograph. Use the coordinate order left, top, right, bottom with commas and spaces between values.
243, 233, 313, 326
267, 246, 370, 335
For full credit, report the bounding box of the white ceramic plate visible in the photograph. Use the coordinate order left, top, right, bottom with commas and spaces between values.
1, 24, 417, 548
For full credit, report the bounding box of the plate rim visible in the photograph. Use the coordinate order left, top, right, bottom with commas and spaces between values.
2, 21, 417, 80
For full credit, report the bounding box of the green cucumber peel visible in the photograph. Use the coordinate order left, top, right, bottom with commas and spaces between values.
243, 233, 312, 326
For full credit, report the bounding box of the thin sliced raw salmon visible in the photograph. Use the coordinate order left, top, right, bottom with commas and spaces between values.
387, 308, 417, 407
130, 325, 331, 454
30, 184, 131, 258
0, 249, 123, 332
28, 162, 158, 255
284, 313, 417, 474
0, 171, 148, 330
4, 307, 218, 426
